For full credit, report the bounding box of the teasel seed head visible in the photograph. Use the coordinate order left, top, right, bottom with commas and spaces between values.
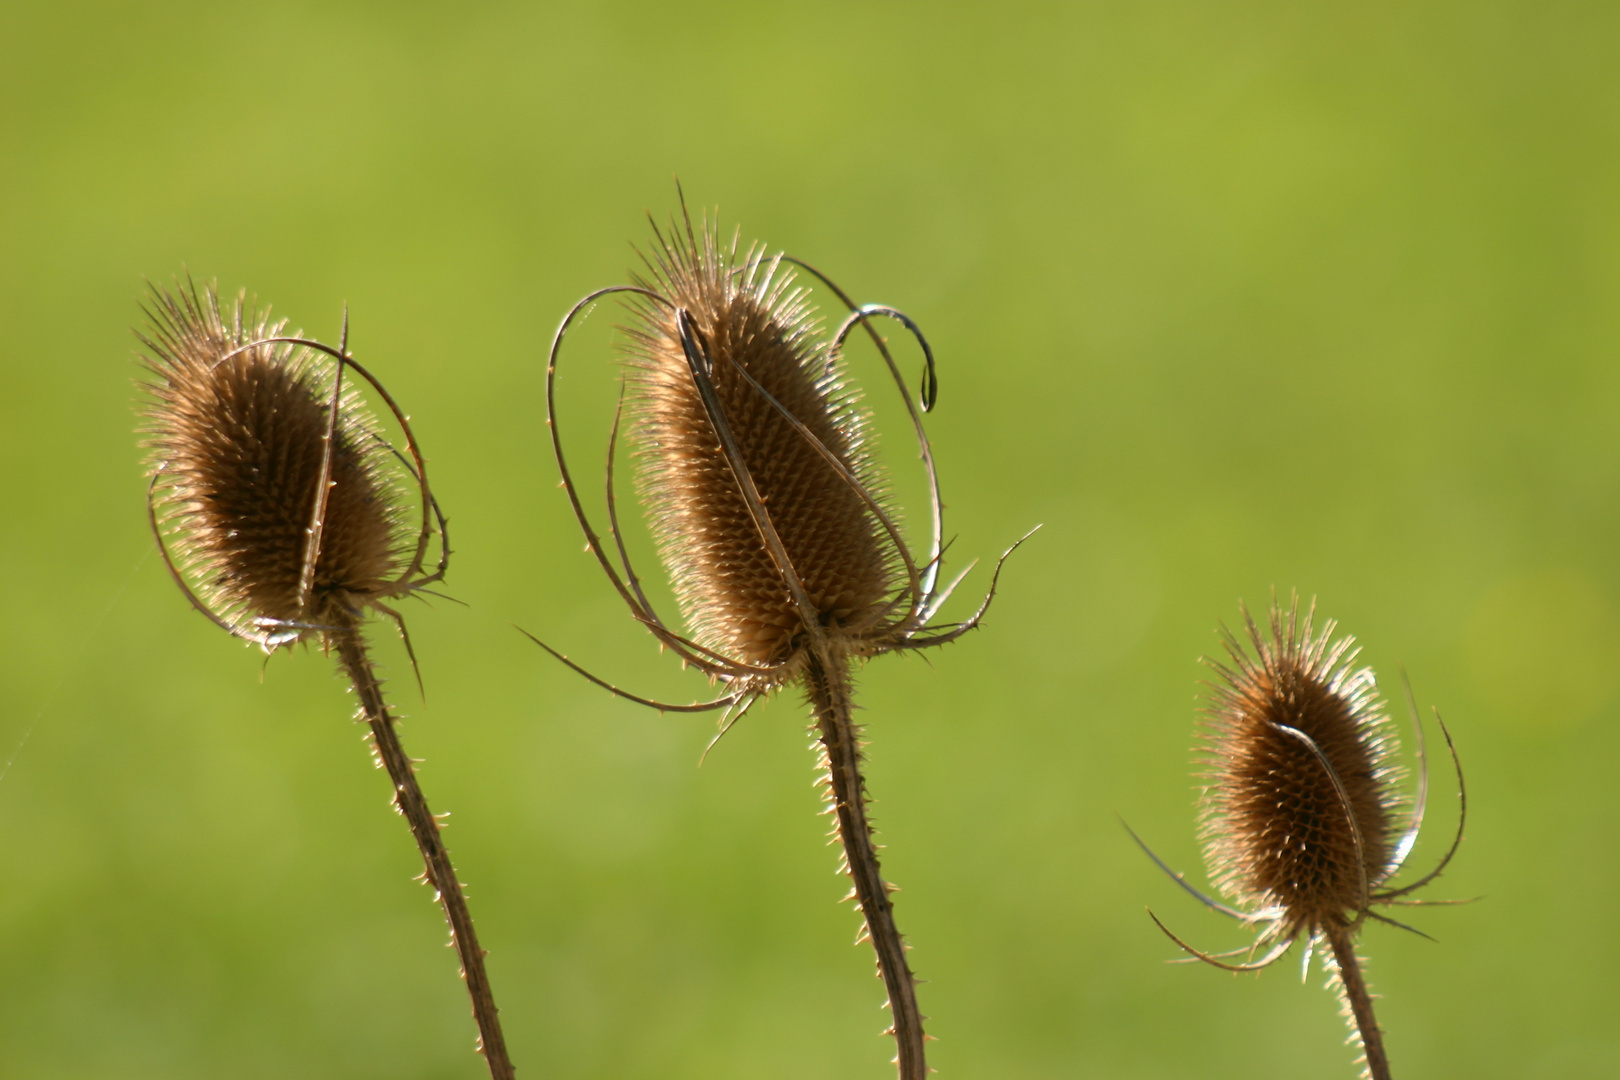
536, 203, 1028, 712
1131, 595, 1467, 1080
622, 222, 900, 670
538, 202, 1033, 1080
137, 284, 506, 1075
139, 280, 442, 646
1199, 595, 1402, 935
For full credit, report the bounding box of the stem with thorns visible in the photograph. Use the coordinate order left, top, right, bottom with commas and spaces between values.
806, 647, 926, 1080
1327, 924, 1391, 1080
335, 632, 516, 1080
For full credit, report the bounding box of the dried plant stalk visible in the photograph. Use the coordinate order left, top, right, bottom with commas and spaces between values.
138, 281, 513, 1080
1131, 595, 1468, 1080
537, 206, 1028, 1080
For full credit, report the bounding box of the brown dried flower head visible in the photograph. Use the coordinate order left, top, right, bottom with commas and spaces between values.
539, 205, 1029, 1080
623, 223, 899, 670
540, 207, 1024, 710
136, 283, 507, 1076
139, 281, 444, 646
1200, 597, 1401, 935
1133, 595, 1468, 1080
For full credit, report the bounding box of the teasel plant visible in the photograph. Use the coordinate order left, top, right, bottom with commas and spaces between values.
137, 281, 515, 1080
528, 202, 1032, 1080
1126, 595, 1468, 1080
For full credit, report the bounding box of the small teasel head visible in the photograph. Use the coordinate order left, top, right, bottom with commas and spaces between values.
1124, 596, 1468, 1080
1129, 590, 1468, 971
138, 280, 445, 646
138, 284, 509, 1077
1199, 595, 1402, 936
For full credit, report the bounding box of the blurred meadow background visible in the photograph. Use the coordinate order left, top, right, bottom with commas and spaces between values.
2, 3, 1616, 1077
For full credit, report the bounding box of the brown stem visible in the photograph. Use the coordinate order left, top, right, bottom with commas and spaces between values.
805, 647, 927, 1080
335, 632, 516, 1080
1326, 924, 1392, 1080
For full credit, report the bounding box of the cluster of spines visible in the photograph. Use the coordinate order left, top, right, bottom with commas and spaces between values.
1197, 599, 1402, 935
1134, 594, 1465, 1080
136, 281, 511, 1079
139, 281, 405, 638
620, 218, 900, 669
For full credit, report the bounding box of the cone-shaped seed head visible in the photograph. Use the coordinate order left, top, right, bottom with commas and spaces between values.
1200, 598, 1401, 932
622, 222, 901, 667
139, 283, 405, 635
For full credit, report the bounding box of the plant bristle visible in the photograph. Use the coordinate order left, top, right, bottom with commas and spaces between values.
140, 282, 404, 633
622, 221, 900, 668
1200, 598, 1400, 932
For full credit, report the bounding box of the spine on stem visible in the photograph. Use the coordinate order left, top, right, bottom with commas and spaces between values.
1327, 925, 1391, 1080
806, 648, 926, 1080
336, 633, 516, 1080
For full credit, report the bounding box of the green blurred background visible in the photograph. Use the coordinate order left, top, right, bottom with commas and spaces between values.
1, 3, 1614, 1077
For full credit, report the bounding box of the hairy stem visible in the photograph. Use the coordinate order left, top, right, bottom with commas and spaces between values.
335, 632, 516, 1080
805, 647, 926, 1080
1327, 924, 1391, 1080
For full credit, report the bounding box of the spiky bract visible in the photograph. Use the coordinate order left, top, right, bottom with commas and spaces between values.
140, 282, 406, 638
621, 222, 901, 671
1200, 598, 1402, 936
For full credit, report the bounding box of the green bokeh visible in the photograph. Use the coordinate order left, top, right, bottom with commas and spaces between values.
1, 3, 1613, 1077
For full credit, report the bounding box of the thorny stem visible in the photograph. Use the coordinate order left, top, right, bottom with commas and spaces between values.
335, 633, 516, 1080
1327, 924, 1392, 1080
805, 648, 926, 1080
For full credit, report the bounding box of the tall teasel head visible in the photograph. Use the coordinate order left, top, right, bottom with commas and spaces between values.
538, 207, 1025, 710
139, 281, 446, 646
538, 205, 1028, 1080
622, 222, 900, 670
1134, 595, 1467, 1080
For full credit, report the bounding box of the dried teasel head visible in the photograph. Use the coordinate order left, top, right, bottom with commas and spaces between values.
623, 221, 902, 670
1129, 595, 1469, 1080
536, 205, 1031, 713
536, 201, 1032, 1080
1135, 594, 1467, 962
137, 283, 512, 1077
139, 280, 447, 648
1200, 596, 1402, 936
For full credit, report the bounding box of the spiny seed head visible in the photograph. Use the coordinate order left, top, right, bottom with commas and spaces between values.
621, 220, 901, 669
1199, 597, 1402, 933
139, 281, 407, 638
